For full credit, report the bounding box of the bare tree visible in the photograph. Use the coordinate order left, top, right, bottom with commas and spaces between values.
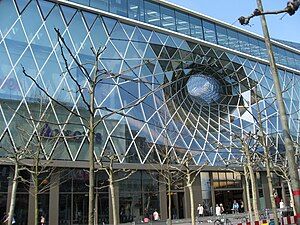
22, 28, 169, 225
170, 152, 206, 225
96, 153, 135, 225
0, 146, 29, 225
146, 143, 182, 225
272, 158, 296, 215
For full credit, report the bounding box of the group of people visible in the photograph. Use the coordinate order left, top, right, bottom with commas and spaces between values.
197, 200, 244, 218
1, 213, 46, 225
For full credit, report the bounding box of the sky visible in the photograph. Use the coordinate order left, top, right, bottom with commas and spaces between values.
167, 0, 300, 43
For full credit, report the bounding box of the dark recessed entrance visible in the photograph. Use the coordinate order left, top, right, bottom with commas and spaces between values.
215, 190, 243, 214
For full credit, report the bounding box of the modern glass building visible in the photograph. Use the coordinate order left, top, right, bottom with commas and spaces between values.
0, 0, 299, 224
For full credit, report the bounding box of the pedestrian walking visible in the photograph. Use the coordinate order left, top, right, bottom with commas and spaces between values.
40, 215, 46, 225
197, 204, 204, 221
216, 204, 221, 216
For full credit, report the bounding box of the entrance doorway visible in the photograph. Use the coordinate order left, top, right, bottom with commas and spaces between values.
215, 190, 243, 214
168, 192, 185, 219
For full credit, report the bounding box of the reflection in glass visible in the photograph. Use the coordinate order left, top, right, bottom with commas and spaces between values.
161, 6, 175, 31
187, 74, 222, 104
110, 0, 128, 17
144, 1, 160, 26
175, 11, 190, 35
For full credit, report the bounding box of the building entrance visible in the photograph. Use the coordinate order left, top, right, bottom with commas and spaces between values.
169, 192, 185, 219
215, 190, 243, 214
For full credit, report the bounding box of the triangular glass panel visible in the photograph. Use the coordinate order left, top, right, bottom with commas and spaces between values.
21, 0, 43, 42
165, 46, 177, 58
144, 145, 160, 164
101, 41, 121, 59
149, 32, 162, 45
139, 28, 152, 42
60, 5, 77, 25
144, 45, 157, 59
124, 142, 140, 163
165, 36, 177, 48
102, 16, 117, 35
131, 28, 146, 42
44, 5, 66, 44
179, 40, 191, 51
132, 41, 147, 57
82, 11, 98, 30
101, 139, 117, 160
68, 12, 88, 52
125, 43, 141, 59
51, 141, 72, 160
101, 86, 122, 110
111, 137, 126, 162
110, 22, 128, 40
90, 17, 108, 48
5, 23, 28, 65
0, 43, 13, 78
15, 0, 31, 15
76, 138, 89, 161
149, 44, 162, 57
0, 1, 19, 37
156, 32, 168, 44
101, 59, 122, 74
121, 23, 135, 39
159, 46, 170, 59
0, 130, 14, 155
111, 40, 128, 58
37, 0, 55, 20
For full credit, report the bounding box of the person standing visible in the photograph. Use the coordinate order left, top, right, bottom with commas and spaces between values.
232, 200, 239, 214
40, 215, 46, 225
216, 204, 221, 216
153, 210, 160, 221
240, 200, 244, 213
197, 204, 204, 220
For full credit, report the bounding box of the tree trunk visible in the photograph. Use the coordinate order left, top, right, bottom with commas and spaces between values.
110, 177, 117, 225
254, 86, 279, 225
88, 59, 97, 225
7, 163, 18, 225
187, 172, 196, 225
287, 181, 297, 216
244, 144, 260, 221
34, 184, 38, 225
168, 180, 172, 225
244, 166, 253, 223
256, 1, 300, 224
266, 161, 279, 225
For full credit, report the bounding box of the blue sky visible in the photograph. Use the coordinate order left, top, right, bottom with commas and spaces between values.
167, 0, 300, 43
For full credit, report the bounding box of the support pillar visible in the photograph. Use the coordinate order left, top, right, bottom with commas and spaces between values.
159, 176, 167, 220
261, 172, 271, 209
210, 172, 216, 215
27, 185, 35, 225
49, 172, 60, 225
109, 183, 119, 224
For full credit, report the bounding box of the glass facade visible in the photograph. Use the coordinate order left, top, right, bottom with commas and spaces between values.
63, 0, 300, 71
0, 0, 299, 223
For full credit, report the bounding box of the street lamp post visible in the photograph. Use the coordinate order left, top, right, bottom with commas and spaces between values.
256, 1, 300, 224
